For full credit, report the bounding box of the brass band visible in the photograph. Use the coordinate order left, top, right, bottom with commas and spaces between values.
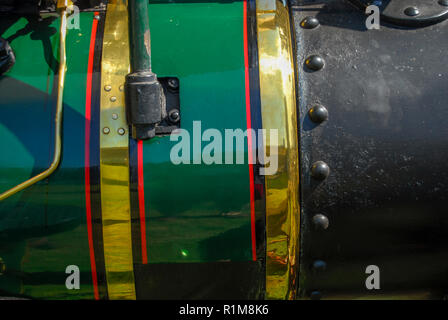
100, 0, 136, 300
256, 0, 301, 299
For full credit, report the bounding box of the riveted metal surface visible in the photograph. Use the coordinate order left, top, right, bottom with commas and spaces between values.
99, 0, 136, 300
291, 0, 448, 299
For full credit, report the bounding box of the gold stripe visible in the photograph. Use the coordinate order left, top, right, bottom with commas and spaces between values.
256, 0, 300, 299
100, 0, 136, 300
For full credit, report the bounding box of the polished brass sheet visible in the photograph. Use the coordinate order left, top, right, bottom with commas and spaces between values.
256, 0, 300, 300
100, 0, 136, 300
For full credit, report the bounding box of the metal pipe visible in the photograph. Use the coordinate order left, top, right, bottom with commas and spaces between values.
0, 1, 70, 201
128, 0, 152, 72
125, 0, 165, 140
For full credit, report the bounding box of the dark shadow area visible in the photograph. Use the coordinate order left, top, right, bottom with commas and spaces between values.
0, 16, 58, 74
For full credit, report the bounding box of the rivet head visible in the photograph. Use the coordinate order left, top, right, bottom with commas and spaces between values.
117, 128, 125, 135
94, 15, 100, 20
300, 16, 320, 29
311, 161, 330, 180
308, 105, 329, 123
119, 85, 124, 92
310, 291, 322, 300
312, 214, 329, 230
112, 113, 118, 120
439, 0, 448, 6
312, 260, 327, 272
102, 127, 110, 134
168, 78, 179, 90
404, 7, 420, 16
168, 109, 180, 123
110, 96, 117, 102
104, 85, 111, 92
305, 55, 324, 71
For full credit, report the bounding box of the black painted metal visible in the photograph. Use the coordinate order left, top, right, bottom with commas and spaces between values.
154, 77, 181, 135
291, 0, 448, 299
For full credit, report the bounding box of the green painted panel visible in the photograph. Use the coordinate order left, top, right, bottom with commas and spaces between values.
144, 1, 253, 262
0, 13, 95, 299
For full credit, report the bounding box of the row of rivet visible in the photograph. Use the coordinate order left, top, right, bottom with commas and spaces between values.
103, 84, 126, 136
300, 0, 448, 300
300, 14, 329, 301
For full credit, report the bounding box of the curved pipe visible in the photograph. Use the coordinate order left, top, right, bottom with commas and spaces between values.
0, 5, 69, 201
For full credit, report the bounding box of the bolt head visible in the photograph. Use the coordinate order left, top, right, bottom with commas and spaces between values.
311, 161, 330, 180
312, 214, 329, 230
168, 109, 180, 123
308, 105, 329, 123
112, 113, 118, 120
404, 6, 420, 16
305, 55, 324, 71
117, 128, 125, 135
168, 78, 179, 90
300, 16, 319, 29
103, 127, 110, 134
104, 85, 112, 92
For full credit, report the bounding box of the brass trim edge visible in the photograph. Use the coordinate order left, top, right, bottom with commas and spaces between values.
0, 2, 71, 201
100, 0, 136, 300
256, 0, 300, 300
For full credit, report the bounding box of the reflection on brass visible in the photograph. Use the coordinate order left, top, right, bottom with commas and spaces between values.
256, 0, 300, 299
0, 1, 72, 201
100, 0, 136, 300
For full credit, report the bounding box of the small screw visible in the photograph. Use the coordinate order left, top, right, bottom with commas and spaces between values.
168, 109, 180, 123
110, 96, 117, 102
112, 113, 118, 120
103, 127, 110, 134
117, 128, 125, 135
168, 78, 179, 90
104, 85, 112, 92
